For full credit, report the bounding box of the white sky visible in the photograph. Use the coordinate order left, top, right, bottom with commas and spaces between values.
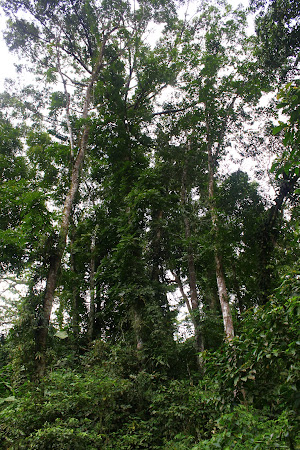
0, 14, 17, 89
0, 0, 252, 90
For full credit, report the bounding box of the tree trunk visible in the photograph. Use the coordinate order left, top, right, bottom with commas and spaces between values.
70, 234, 80, 341
88, 231, 96, 342
178, 148, 204, 366
151, 209, 164, 282
35, 38, 107, 378
207, 142, 234, 341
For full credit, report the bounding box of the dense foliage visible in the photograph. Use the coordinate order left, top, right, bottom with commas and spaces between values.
0, 0, 299, 448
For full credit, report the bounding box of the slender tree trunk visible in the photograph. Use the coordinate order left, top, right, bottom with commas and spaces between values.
56, 39, 75, 162
232, 262, 243, 316
178, 147, 204, 366
173, 272, 204, 371
151, 210, 164, 282
88, 231, 96, 342
35, 38, 107, 378
70, 235, 80, 340
133, 309, 144, 352
207, 142, 234, 341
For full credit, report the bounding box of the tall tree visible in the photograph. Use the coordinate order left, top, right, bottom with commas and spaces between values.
1, 0, 179, 377
156, 0, 268, 339
250, 0, 300, 78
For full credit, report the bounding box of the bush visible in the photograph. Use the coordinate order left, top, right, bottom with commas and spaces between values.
197, 406, 298, 449
0, 367, 131, 449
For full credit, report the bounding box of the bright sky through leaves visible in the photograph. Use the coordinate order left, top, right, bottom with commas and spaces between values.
0, 0, 252, 90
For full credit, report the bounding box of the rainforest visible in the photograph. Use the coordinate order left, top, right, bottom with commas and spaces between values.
0, 0, 299, 448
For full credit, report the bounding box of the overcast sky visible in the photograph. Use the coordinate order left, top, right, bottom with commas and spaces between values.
0, 0, 252, 91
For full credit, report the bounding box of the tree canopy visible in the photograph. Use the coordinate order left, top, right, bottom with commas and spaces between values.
0, 0, 299, 448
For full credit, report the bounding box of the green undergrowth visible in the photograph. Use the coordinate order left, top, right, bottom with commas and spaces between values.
0, 281, 299, 449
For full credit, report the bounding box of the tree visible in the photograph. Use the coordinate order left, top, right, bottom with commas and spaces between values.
250, 0, 300, 78
1, 0, 180, 377
0, 1, 299, 448
154, 0, 271, 341
217, 171, 266, 311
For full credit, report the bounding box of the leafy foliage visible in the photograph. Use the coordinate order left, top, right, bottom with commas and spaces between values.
0, 0, 299, 448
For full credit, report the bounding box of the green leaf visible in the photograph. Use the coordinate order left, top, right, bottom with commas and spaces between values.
272, 125, 284, 135
55, 331, 68, 340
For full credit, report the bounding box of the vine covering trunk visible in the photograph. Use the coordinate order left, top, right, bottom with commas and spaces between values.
35, 39, 107, 378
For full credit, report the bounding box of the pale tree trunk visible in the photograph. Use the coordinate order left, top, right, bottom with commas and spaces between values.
172, 272, 204, 371
207, 140, 234, 341
87, 230, 97, 342
204, 98, 237, 341
35, 38, 107, 378
232, 262, 243, 316
70, 233, 80, 340
133, 310, 144, 352
175, 146, 204, 368
151, 209, 164, 282
56, 39, 75, 163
